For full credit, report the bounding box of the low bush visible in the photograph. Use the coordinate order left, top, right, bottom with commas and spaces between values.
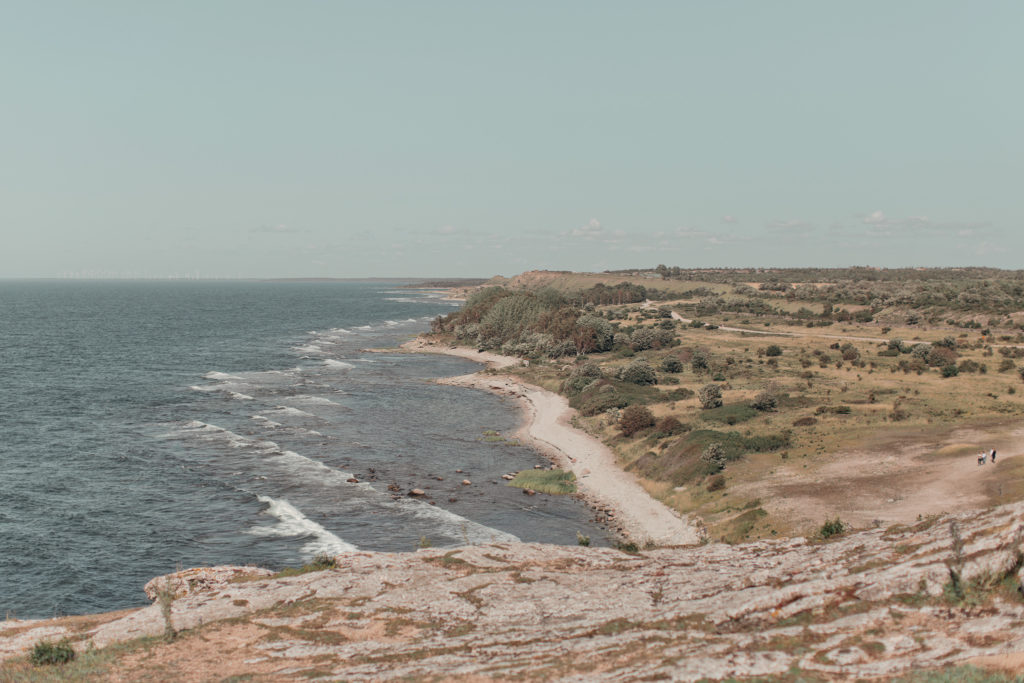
792, 416, 818, 427
652, 415, 687, 437
700, 443, 726, 474
620, 360, 657, 385
764, 344, 782, 357
698, 383, 723, 409
562, 361, 605, 395
569, 380, 628, 416
957, 359, 985, 374
815, 405, 852, 415
30, 640, 75, 666
660, 357, 683, 373
620, 405, 655, 436
750, 390, 778, 412
706, 474, 726, 491
819, 517, 845, 539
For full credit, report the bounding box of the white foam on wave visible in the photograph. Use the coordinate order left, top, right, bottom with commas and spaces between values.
396, 498, 520, 544
272, 449, 363, 486
293, 344, 323, 355
323, 359, 354, 370
262, 451, 518, 543
173, 420, 283, 455
295, 396, 341, 406
204, 371, 242, 381
384, 320, 399, 326
228, 391, 254, 401
251, 495, 357, 555
356, 325, 372, 330
249, 416, 322, 437
264, 406, 316, 418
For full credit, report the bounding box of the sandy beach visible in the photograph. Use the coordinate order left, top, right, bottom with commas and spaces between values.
402, 338, 702, 546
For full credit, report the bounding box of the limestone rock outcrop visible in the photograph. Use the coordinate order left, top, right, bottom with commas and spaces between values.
5, 502, 1024, 680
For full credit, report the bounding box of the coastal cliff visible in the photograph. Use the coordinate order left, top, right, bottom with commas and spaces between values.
4, 502, 1024, 680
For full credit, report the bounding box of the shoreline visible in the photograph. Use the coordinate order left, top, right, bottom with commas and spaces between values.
402, 337, 703, 546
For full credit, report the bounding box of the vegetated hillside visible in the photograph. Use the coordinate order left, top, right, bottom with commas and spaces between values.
5, 503, 1024, 681
431, 268, 1024, 543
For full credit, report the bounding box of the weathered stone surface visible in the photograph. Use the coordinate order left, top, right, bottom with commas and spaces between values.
143, 565, 274, 601
5, 503, 1024, 680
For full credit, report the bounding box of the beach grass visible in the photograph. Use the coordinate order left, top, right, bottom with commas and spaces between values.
507, 469, 577, 494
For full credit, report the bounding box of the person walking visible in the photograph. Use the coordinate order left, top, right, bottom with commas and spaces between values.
991, 449, 997, 464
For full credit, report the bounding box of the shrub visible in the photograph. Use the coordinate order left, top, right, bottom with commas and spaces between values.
691, 348, 710, 372
660, 357, 683, 373
815, 405, 851, 415
630, 327, 657, 351
653, 415, 686, 437
957, 359, 984, 374
570, 380, 628, 416
620, 405, 655, 436
750, 390, 778, 412
764, 344, 783, 357
819, 517, 845, 539
562, 361, 605, 395
706, 474, 726, 491
700, 443, 726, 474
30, 639, 75, 666
574, 314, 615, 353
576, 531, 591, 547
999, 358, 1016, 373
793, 416, 818, 427
621, 360, 657, 385
840, 343, 860, 361
927, 346, 958, 367
698, 383, 723, 409
941, 363, 959, 378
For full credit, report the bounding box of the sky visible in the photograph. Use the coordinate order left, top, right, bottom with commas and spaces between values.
1, 1, 1021, 278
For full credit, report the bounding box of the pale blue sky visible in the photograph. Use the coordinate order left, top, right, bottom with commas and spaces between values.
1, 1, 1020, 277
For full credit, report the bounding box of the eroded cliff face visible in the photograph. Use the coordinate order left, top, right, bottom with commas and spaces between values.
5, 502, 1024, 681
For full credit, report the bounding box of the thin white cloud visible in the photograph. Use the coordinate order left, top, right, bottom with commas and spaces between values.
437, 225, 458, 235
854, 210, 990, 237
569, 218, 604, 239
722, 215, 738, 224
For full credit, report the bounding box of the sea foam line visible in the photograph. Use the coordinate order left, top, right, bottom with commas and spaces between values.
252, 495, 357, 556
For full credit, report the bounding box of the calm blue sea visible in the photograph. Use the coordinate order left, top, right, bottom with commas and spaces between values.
0, 281, 611, 618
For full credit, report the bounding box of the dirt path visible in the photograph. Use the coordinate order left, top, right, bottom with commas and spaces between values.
658, 304, 889, 344
403, 339, 702, 546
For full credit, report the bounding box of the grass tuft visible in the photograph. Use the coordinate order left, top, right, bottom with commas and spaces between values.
507, 469, 577, 494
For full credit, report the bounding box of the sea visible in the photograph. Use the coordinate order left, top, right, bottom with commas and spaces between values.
0, 281, 612, 619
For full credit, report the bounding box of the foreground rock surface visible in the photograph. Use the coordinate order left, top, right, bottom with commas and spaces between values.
6, 503, 1024, 680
